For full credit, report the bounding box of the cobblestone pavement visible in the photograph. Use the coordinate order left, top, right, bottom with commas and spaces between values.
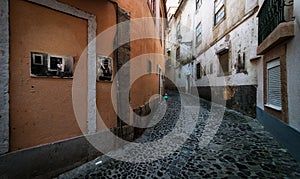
57, 91, 300, 178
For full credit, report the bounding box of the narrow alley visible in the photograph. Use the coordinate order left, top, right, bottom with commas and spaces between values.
57, 91, 300, 178
2, 0, 300, 178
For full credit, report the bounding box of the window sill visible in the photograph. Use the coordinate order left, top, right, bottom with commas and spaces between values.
250, 56, 261, 62
265, 104, 282, 111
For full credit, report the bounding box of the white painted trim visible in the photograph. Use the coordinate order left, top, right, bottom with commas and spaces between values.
0, 0, 9, 154
265, 104, 282, 111
27, 0, 97, 134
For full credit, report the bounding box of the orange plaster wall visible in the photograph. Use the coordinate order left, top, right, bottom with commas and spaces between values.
130, 74, 160, 109
59, 0, 118, 131
9, 0, 88, 151
62, 0, 166, 121
129, 39, 165, 108
9, 0, 165, 151
114, 0, 166, 108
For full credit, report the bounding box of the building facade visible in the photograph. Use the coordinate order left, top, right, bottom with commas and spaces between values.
0, 0, 166, 177
166, 0, 260, 117
165, 0, 300, 162
256, 0, 300, 161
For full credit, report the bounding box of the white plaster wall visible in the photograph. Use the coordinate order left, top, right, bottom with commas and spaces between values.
27, 0, 97, 134
166, 0, 196, 90
175, 68, 186, 88
286, 1, 300, 131
178, 0, 195, 43
194, 0, 214, 52
193, 15, 258, 88
169, 0, 259, 91
256, 57, 264, 109
246, 0, 258, 13
166, 18, 179, 87
253, 0, 265, 110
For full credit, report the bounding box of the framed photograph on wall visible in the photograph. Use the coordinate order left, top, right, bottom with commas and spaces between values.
97, 55, 113, 82
30, 52, 74, 78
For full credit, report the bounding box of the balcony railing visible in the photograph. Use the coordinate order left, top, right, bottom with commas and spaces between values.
257, 0, 285, 44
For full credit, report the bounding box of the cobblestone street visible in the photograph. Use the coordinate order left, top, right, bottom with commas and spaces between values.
57, 91, 300, 178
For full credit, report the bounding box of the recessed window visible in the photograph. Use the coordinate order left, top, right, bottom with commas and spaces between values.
236, 52, 246, 73
196, 62, 201, 79
203, 66, 207, 76
196, 22, 202, 45
147, 60, 152, 73
214, 0, 225, 25
218, 49, 229, 76
209, 63, 214, 74
267, 59, 282, 110
176, 46, 180, 61
176, 20, 181, 40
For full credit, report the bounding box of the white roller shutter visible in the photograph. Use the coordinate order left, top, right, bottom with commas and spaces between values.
267, 59, 282, 110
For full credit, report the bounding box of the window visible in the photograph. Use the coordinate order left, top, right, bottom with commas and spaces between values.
196, 0, 202, 10
203, 66, 207, 76
147, 60, 152, 73
159, 11, 162, 42
267, 59, 282, 110
196, 63, 201, 79
214, 0, 225, 25
176, 46, 180, 61
209, 63, 214, 74
218, 50, 229, 76
196, 22, 202, 45
176, 21, 181, 40
166, 50, 171, 68
236, 53, 246, 73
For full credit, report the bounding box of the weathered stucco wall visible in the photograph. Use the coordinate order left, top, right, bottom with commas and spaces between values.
9, 0, 165, 151
130, 74, 160, 109
193, 15, 258, 87
10, 0, 88, 151
115, 0, 166, 108
166, 0, 259, 116
59, 0, 118, 131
